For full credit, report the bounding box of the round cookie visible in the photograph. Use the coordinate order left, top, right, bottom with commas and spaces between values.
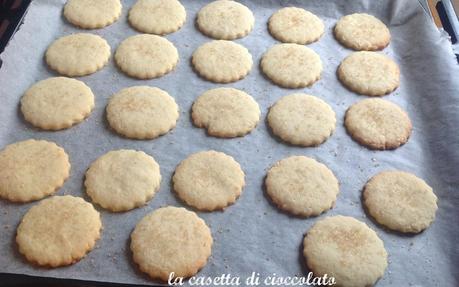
192, 40, 252, 83
338, 51, 400, 96
363, 171, 438, 233
266, 156, 339, 217
0, 139, 70, 203
129, 0, 186, 35
303, 216, 388, 287
267, 94, 336, 146
344, 98, 412, 150
115, 34, 179, 79
21, 77, 95, 130
106, 86, 179, 140
85, 150, 161, 212
63, 0, 122, 29
197, 0, 254, 40
131, 206, 213, 281
261, 44, 322, 88
268, 7, 324, 44
16, 195, 102, 267
192, 88, 260, 138
173, 150, 245, 211
335, 13, 391, 51
45, 33, 110, 77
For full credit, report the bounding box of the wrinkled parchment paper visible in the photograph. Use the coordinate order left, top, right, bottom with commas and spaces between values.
0, 0, 458, 286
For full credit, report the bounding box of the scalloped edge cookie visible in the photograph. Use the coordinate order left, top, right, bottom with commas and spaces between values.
45, 33, 111, 77
197, 0, 254, 40
64, 0, 122, 29
21, 77, 95, 130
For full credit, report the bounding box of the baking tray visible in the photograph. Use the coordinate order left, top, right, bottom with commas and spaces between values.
0, 0, 458, 286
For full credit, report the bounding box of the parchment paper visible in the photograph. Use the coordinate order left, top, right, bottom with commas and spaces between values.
0, 0, 458, 286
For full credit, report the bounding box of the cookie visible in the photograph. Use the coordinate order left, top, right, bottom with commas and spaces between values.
192, 88, 260, 138
85, 150, 161, 212
344, 98, 412, 150
267, 94, 336, 146
261, 44, 322, 88
129, 0, 186, 35
173, 150, 245, 211
115, 34, 179, 79
21, 77, 95, 130
63, 0, 122, 29
196, 0, 254, 40
268, 7, 324, 44
16, 195, 101, 267
45, 33, 110, 77
131, 206, 212, 281
106, 86, 179, 140
363, 171, 438, 233
266, 156, 339, 217
0, 139, 70, 203
335, 13, 391, 51
192, 40, 253, 83
338, 51, 400, 96
303, 216, 388, 287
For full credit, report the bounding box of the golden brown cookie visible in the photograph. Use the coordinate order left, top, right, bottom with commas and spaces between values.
335, 13, 391, 51
344, 98, 412, 150
128, 0, 186, 35
16, 195, 102, 267
173, 150, 245, 211
268, 7, 324, 44
106, 86, 179, 140
363, 171, 438, 233
131, 206, 213, 281
192, 88, 260, 138
115, 34, 179, 79
192, 40, 253, 83
303, 216, 388, 287
85, 149, 161, 212
266, 156, 339, 217
45, 33, 110, 77
338, 51, 400, 96
63, 0, 122, 29
21, 77, 95, 130
196, 0, 254, 40
267, 94, 336, 146
0, 139, 70, 203
261, 44, 322, 88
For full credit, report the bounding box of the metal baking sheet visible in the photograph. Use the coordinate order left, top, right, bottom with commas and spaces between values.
1, 0, 458, 286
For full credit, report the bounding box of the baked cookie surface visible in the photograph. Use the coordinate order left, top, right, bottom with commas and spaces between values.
261, 44, 322, 88
173, 150, 245, 211
268, 7, 324, 44
267, 94, 335, 146
45, 33, 110, 77
335, 13, 391, 51
85, 149, 161, 212
129, 0, 186, 35
364, 171, 438, 233
192, 40, 252, 83
345, 98, 412, 150
197, 0, 254, 40
338, 51, 400, 96
115, 34, 179, 79
131, 206, 213, 281
266, 156, 339, 217
16, 195, 102, 267
21, 77, 94, 130
64, 0, 122, 29
0, 139, 70, 203
106, 86, 179, 140
303, 216, 388, 287
192, 88, 260, 138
